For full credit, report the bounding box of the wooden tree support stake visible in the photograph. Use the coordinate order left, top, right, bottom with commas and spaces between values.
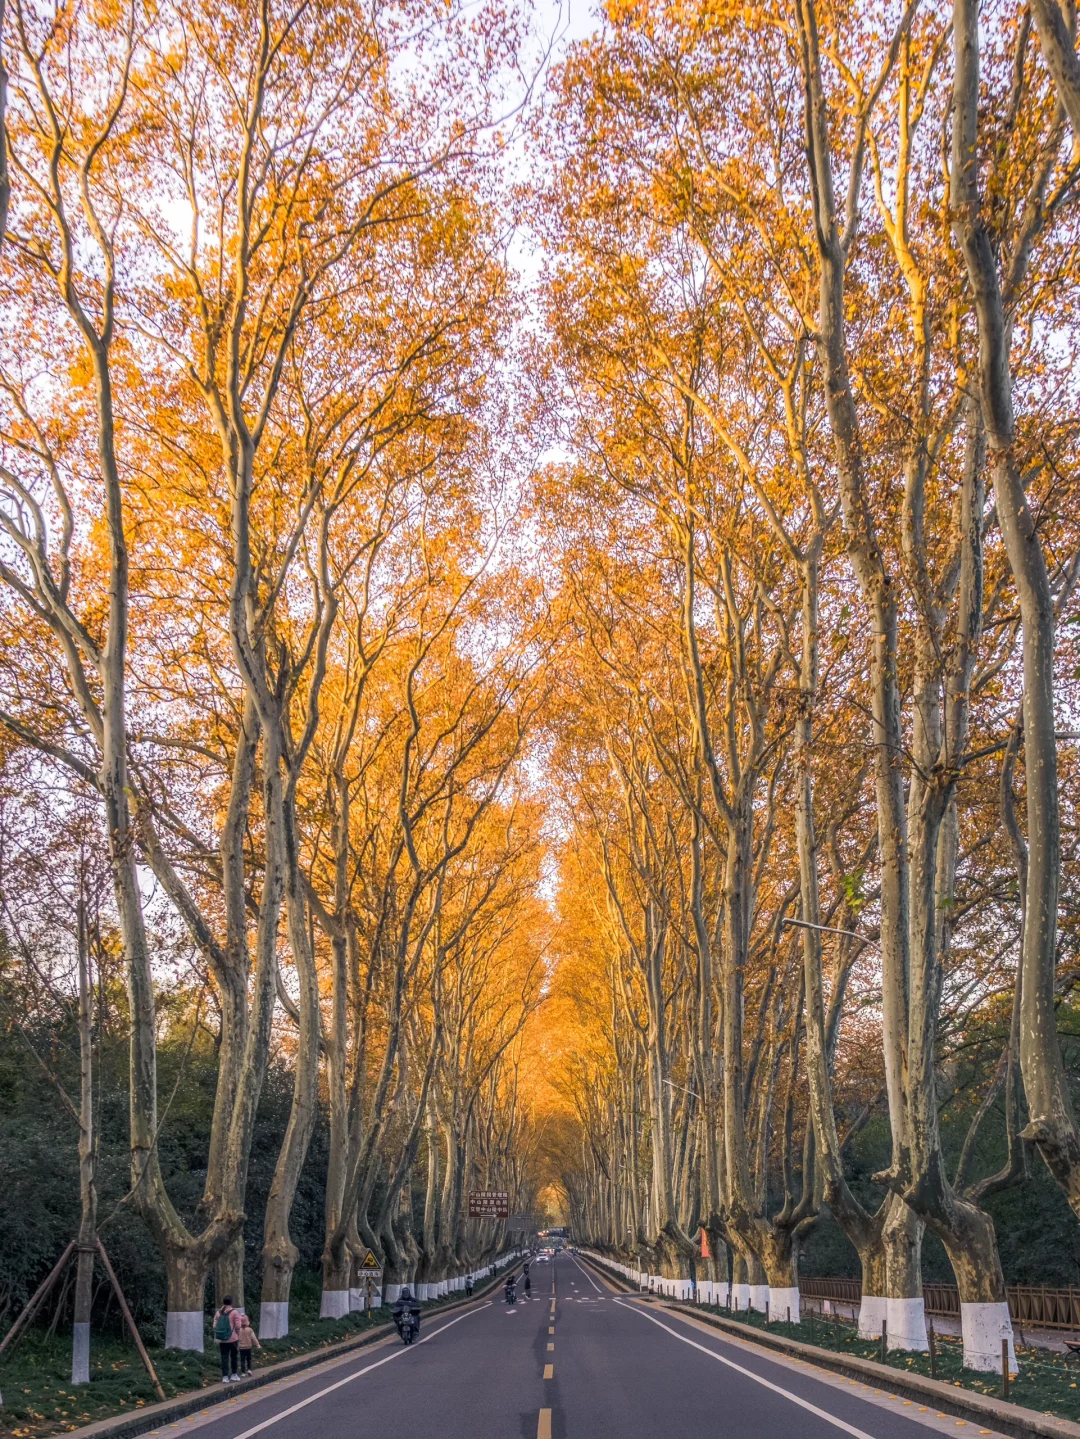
0, 1240, 77, 1360
95, 1240, 166, 1402
1001, 1337, 1010, 1400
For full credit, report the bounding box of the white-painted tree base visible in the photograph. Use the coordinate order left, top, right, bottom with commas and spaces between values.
768, 1286, 800, 1323
823, 1300, 833, 1315
319, 1288, 350, 1320
165, 1310, 204, 1351
748, 1284, 769, 1313
887, 1296, 928, 1351
961, 1301, 1015, 1373
348, 1288, 363, 1312
857, 1294, 887, 1339
72, 1322, 90, 1385
731, 1282, 751, 1311
259, 1302, 289, 1340
384, 1284, 402, 1305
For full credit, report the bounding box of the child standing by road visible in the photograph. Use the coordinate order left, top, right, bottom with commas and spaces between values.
236, 1313, 261, 1376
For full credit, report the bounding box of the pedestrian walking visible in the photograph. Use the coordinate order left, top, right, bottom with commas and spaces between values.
213, 1296, 241, 1382
465, 1275, 474, 1297
236, 1313, 261, 1376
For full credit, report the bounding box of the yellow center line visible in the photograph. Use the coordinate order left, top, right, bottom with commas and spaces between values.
544, 1363, 554, 1379
537, 1409, 552, 1439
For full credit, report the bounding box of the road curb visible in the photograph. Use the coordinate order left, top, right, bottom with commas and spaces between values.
581, 1254, 1080, 1439
40, 1264, 516, 1439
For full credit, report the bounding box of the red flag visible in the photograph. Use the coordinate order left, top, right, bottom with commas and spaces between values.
699, 1228, 711, 1259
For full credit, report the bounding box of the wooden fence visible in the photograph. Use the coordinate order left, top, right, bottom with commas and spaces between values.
799, 1277, 1080, 1332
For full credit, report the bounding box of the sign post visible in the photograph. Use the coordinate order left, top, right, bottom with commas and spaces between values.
468, 1190, 510, 1219
358, 1248, 383, 1309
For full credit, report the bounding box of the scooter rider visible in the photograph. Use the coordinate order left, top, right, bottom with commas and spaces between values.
392, 1286, 422, 1338
504, 1274, 517, 1305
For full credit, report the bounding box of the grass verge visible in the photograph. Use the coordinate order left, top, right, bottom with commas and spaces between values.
0, 1281, 466, 1438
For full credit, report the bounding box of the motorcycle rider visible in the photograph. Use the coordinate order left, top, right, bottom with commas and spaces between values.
392, 1286, 422, 1340
504, 1274, 517, 1305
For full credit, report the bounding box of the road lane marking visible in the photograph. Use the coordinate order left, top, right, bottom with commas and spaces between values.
613, 1302, 877, 1439
537, 1410, 552, 1439
226, 1304, 492, 1439
544, 1364, 554, 1379
569, 1254, 604, 1294
549, 1326, 555, 1334
547, 1342, 554, 1350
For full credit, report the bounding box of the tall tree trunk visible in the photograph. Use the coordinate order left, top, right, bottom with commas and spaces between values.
72, 892, 96, 1386
952, 0, 1080, 1223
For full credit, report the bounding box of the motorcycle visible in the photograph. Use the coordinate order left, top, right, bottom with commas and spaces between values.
504, 1283, 517, 1306
399, 1311, 419, 1345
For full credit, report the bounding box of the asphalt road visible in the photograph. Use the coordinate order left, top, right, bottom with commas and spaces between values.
171, 1253, 1008, 1439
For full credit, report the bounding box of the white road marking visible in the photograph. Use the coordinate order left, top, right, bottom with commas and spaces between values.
612, 1301, 878, 1439
227, 1304, 492, 1439
569, 1253, 605, 1294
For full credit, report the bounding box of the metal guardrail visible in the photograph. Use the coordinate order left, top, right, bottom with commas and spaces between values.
799, 1277, 1080, 1332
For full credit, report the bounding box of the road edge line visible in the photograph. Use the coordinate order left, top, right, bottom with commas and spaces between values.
613, 1300, 877, 1439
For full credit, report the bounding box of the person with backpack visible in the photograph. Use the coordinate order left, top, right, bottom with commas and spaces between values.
236, 1313, 261, 1376
213, 1297, 241, 1382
